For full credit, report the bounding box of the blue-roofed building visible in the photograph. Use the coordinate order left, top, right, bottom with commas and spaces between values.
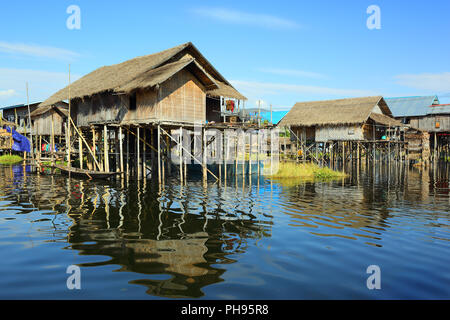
385, 96, 450, 162
384, 96, 440, 118
0, 102, 41, 134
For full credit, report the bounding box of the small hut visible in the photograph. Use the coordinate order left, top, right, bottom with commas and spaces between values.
279, 96, 403, 142
30, 102, 69, 136
278, 96, 405, 163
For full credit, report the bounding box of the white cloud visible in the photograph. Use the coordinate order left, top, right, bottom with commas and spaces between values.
231, 80, 375, 97
0, 68, 81, 105
0, 41, 80, 61
191, 7, 300, 29
0, 89, 16, 99
395, 72, 450, 92
258, 68, 328, 79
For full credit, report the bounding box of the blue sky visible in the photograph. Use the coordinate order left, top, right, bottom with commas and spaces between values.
1, 0, 449, 111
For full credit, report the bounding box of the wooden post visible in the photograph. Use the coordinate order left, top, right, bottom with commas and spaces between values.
119, 126, 124, 178
158, 124, 161, 185
179, 127, 183, 185
224, 130, 228, 185
103, 125, 109, 172
79, 134, 83, 169
137, 127, 141, 179
126, 128, 129, 176
51, 114, 55, 166
166, 134, 171, 176
249, 130, 252, 177
257, 130, 260, 177
143, 128, 146, 178
203, 127, 207, 185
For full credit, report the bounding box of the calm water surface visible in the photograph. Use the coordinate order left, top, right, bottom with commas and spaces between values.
0, 163, 449, 299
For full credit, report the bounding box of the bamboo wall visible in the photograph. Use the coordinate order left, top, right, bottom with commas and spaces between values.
73, 69, 206, 127
410, 115, 450, 133
32, 110, 65, 136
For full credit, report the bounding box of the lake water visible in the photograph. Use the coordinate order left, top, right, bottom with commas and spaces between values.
0, 163, 449, 299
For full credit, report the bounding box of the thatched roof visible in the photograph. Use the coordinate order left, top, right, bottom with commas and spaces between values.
30, 104, 68, 118
116, 58, 218, 94
40, 42, 245, 107
368, 112, 404, 127
278, 96, 393, 127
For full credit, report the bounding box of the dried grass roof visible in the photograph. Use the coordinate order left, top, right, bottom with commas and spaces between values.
278, 96, 393, 127
368, 112, 403, 127
30, 104, 68, 118
40, 42, 245, 107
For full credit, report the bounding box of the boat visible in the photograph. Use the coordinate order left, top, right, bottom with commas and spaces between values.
53, 164, 122, 179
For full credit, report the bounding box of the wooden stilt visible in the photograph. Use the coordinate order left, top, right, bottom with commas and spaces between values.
179, 127, 183, 185
79, 134, 83, 169
203, 127, 207, 185
104, 125, 109, 173
137, 127, 141, 179
143, 128, 147, 178
158, 125, 161, 185
119, 126, 124, 178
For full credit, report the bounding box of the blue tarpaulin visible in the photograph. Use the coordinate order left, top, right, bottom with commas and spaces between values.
5, 127, 31, 153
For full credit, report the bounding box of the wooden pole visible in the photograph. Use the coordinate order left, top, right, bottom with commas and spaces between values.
249, 130, 252, 177
79, 133, 83, 169
203, 127, 207, 185
158, 124, 161, 185
51, 114, 55, 166
143, 128, 146, 178
137, 127, 141, 179
179, 127, 183, 185
68, 65, 71, 175
119, 126, 124, 178
104, 125, 109, 172
126, 128, 129, 176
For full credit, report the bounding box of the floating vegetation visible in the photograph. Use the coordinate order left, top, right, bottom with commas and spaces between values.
264, 161, 346, 180
0, 155, 24, 165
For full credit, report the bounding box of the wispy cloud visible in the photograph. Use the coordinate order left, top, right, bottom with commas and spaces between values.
231, 80, 375, 97
0, 68, 81, 104
258, 68, 328, 79
0, 41, 80, 61
191, 7, 300, 29
395, 72, 450, 92
0, 89, 16, 99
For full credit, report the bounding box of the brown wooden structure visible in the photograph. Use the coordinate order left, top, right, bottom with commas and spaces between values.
38, 42, 275, 183
278, 96, 408, 167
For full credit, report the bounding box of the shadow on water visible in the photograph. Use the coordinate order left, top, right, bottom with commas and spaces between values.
0, 162, 449, 299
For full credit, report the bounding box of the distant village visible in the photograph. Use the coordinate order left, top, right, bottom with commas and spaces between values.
0, 42, 449, 180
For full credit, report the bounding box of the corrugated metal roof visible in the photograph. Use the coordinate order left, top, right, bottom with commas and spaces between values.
384, 96, 439, 117
427, 104, 450, 115
0, 102, 41, 111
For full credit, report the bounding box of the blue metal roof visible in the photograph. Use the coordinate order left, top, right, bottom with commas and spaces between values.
384, 96, 439, 117
427, 104, 450, 115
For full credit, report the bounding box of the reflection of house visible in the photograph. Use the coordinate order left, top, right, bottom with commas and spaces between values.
125, 233, 209, 278
279, 96, 403, 142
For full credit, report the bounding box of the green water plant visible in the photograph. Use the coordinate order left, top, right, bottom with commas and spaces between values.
264, 161, 346, 179
0, 154, 24, 165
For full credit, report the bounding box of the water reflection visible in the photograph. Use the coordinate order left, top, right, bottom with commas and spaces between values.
0, 163, 449, 299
